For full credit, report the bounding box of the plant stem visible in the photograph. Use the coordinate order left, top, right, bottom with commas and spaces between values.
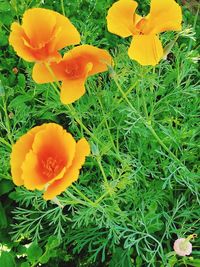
2, 98, 14, 145
61, 0, 66, 16
51, 197, 64, 208
141, 86, 149, 119
71, 185, 95, 206
0, 137, 12, 149
96, 156, 110, 190
97, 96, 119, 155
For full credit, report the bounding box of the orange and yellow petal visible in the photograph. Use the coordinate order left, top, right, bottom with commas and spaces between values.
60, 78, 86, 104
107, 0, 138, 37
9, 22, 35, 62
128, 35, 163, 66
70, 138, 90, 170
62, 45, 112, 77
21, 151, 45, 190
51, 12, 81, 51
43, 168, 80, 200
71, 45, 112, 76
144, 0, 182, 34
43, 138, 90, 200
32, 123, 76, 169
22, 150, 67, 191
22, 8, 57, 47
10, 124, 47, 186
32, 63, 57, 83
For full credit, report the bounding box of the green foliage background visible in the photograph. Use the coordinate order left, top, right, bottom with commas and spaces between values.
0, 0, 199, 266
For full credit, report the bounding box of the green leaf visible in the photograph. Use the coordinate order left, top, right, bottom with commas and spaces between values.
39, 236, 60, 264
46, 236, 60, 249
0, 180, 14, 196
0, 29, 8, 46
0, 251, 16, 267
0, 2, 10, 12
184, 259, 200, 267
0, 202, 7, 228
109, 248, 133, 267
17, 74, 26, 90
0, 80, 5, 96
27, 242, 43, 264
21, 262, 30, 267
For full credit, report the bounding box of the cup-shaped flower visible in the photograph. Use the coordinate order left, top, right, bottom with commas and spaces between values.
32, 45, 112, 104
9, 8, 80, 63
173, 238, 192, 256
10, 123, 90, 200
107, 0, 182, 66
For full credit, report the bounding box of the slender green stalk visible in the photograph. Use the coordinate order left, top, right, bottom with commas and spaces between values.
61, 0, 66, 16
51, 197, 64, 208
141, 86, 149, 119
96, 156, 110, 190
97, 97, 119, 155
2, 98, 14, 145
94, 191, 109, 204
0, 137, 12, 149
71, 185, 95, 206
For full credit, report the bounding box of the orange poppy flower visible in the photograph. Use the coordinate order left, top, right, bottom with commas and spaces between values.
107, 0, 182, 66
9, 8, 80, 63
31, 45, 112, 104
10, 123, 90, 200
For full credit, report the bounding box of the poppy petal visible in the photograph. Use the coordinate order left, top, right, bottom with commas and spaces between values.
43, 138, 90, 200
9, 23, 35, 62
22, 151, 45, 190
107, 0, 138, 37
22, 123, 76, 190
32, 63, 57, 83
60, 78, 86, 104
10, 124, 47, 186
43, 169, 80, 200
73, 45, 112, 75
70, 138, 90, 170
144, 0, 182, 34
128, 34, 163, 66
32, 123, 76, 169
22, 8, 57, 46
51, 11, 81, 51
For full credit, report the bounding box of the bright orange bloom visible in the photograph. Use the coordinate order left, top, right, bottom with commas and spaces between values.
32, 45, 112, 104
10, 123, 90, 200
107, 0, 182, 66
9, 8, 80, 63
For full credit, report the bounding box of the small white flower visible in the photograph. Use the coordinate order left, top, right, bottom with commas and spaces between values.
173, 238, 192, 256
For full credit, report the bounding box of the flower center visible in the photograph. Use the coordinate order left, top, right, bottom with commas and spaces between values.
179, 240, 189, 251
42, 157, 61, 178
64, 58, 86, 80
135, 18, 148, 35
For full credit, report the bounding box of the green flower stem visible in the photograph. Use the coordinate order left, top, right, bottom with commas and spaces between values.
96, 155, 124, 215
97, 96, 119, 155
112, 70, 190, 172
94, 191, 109, 204
71, 184, 95, 206
96, 156, 110, 191
2, 98, 14, 145
61, 0, 66, 16
0, 137, 12, 149
141, 86, 149, 119
51, 197, 64, 208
